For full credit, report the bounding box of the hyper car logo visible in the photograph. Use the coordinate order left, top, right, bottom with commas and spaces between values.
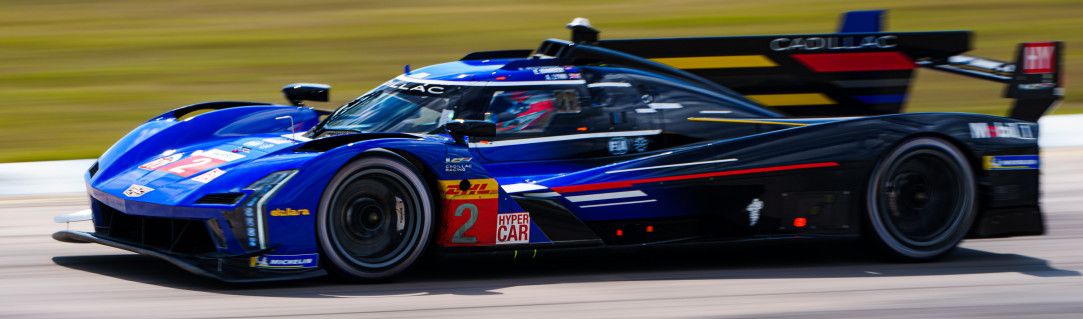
969, 122, 1034, 139
123, 184, 154, 197
496, 212, 530, 245
984, 155, 1040, 170
1023, 42, 1055, 74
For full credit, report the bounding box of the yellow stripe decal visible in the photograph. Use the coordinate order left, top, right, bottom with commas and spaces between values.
687, 117, 808, 127
650, 55, 777, 69
747, 93, 836, 107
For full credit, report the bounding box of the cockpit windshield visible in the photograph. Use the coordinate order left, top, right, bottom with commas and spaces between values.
320, 83, 458, 134
317, 78, 586, 137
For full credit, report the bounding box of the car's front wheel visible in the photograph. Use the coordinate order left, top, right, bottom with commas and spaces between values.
317, 156, 433, 281
865, 137, 977, 261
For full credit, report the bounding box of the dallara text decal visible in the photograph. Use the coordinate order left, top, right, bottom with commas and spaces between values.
984, 155, 1040, 170
270, 208, 311, 217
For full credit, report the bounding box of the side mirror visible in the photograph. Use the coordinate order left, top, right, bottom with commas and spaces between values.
282, 83, 330, 106
446, 120, 496, 145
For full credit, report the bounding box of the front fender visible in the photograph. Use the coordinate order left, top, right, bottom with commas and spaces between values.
259, 136, 489, 256
94, 103, 320, 183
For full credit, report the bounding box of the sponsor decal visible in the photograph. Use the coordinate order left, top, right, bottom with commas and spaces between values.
270, 208, 311, 217
496, 212, 530, 245
243, 140, 280, 150
199, 149, 246, 161
157, 149, 244, 177
608, 137, 629, 155
770, 35, 897, 51
231, 146, 251, 153
746, 198, 763, 226
1023, 42, 1055, 74
632, 137, 649, 153
123, 184, 154, 198
983, 155, 1040, 170
528, 66, 565, 75
544, 73, 569, 80
445, 156, 473, 172
969, 122, 1035, 139
442, 179, 499, 199
139, 153, 183, 170
1018, 82, 1056, 90
251, 253, 318, 269
438, 179, 500, 246
395, 196, 406, 231
191, 168, 226, 184
387, 80, 445, 94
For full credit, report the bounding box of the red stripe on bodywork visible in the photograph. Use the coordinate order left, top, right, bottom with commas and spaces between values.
792, 52, 914, 72
550, 162, 841, 193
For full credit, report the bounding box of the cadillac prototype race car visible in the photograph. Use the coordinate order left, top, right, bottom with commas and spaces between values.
54, 10, 1063, 282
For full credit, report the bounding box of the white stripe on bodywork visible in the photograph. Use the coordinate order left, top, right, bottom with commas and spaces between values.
606, 158, 739, 174
522, 192, 561, 198
395, 75, 585, 87
471, 129, 661, 148
587, 82, 633, 88
648, 103, 683, 109
501, 183, 549, 193
580, 199, 658, 208
699, 110, 733, 114
565, 190, 647, 203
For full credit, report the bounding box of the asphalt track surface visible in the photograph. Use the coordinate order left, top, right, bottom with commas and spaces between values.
2, 149, 1082, 318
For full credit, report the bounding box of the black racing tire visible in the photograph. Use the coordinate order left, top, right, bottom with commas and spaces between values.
317, 156, 433, 281
865, 137, 977, 261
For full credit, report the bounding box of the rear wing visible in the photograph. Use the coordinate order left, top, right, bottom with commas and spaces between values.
921, 41, 1064, 121
512, 10, 1064, 121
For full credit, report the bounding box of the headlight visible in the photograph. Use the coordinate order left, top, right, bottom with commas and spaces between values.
234, 170, 297, 250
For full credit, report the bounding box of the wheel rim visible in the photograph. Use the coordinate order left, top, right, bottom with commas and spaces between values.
326, 168, 423, 270
877, 149, 967, 247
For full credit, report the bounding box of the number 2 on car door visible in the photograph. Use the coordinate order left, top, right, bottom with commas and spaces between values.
452, 203, 478, 244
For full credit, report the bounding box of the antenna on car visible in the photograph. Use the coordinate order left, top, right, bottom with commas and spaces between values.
567, 17, 599, 43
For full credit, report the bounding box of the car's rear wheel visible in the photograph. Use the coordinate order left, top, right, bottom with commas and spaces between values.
317, 156, 433, 281
865, 137, 976, 261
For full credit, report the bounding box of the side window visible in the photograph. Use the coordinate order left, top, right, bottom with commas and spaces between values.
486, 89, 579, 133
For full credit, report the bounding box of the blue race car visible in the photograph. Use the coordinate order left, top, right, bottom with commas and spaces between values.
54, 10, 1060, 282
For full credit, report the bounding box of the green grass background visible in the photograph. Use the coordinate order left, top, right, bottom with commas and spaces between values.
2, 0, 1080, 162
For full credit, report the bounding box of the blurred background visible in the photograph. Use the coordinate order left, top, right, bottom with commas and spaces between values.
2, 0, 1079, 162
